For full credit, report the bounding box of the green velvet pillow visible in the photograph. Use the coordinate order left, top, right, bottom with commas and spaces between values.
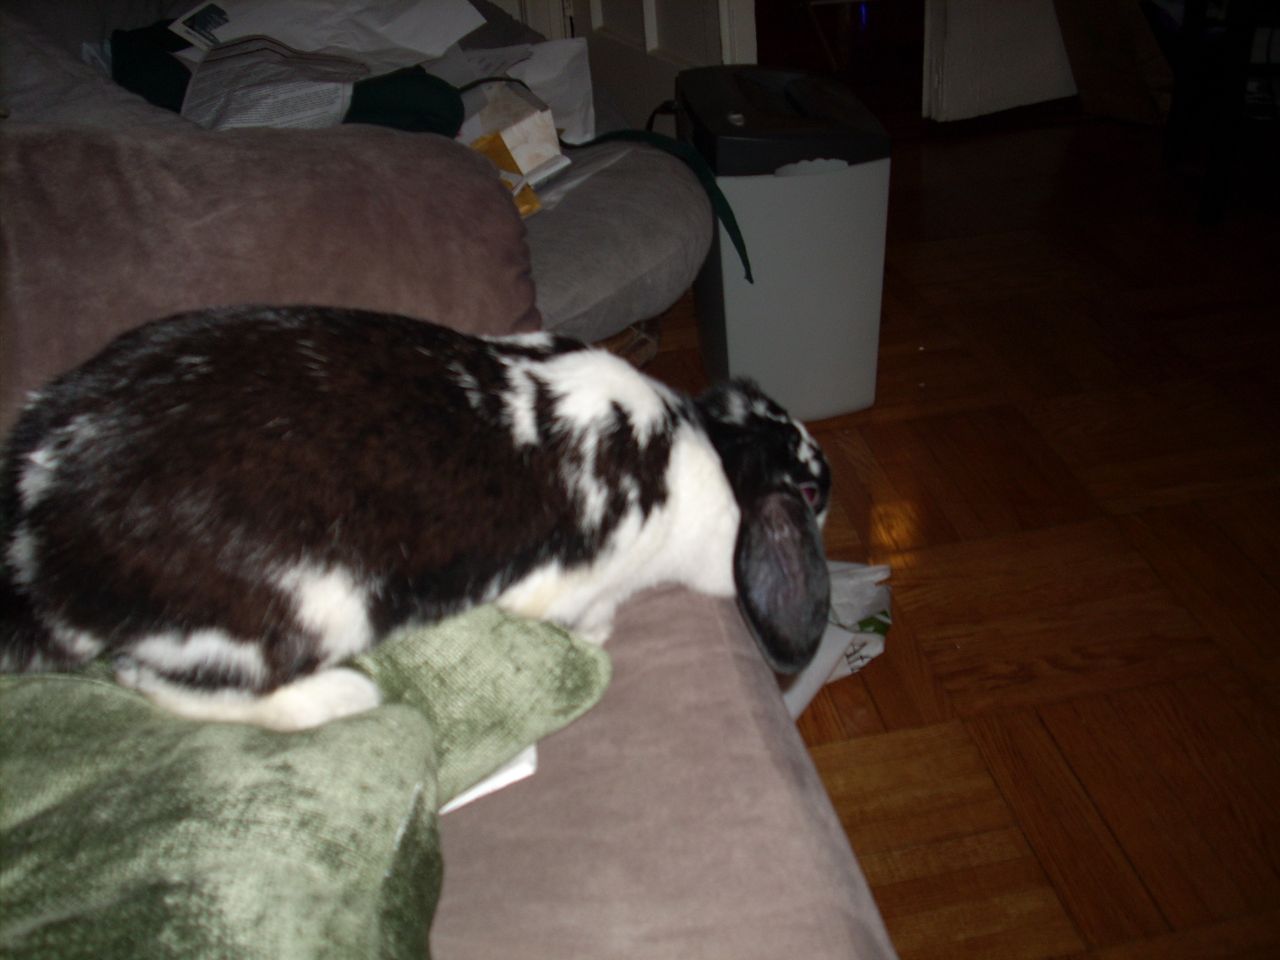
0, 607, 610, 959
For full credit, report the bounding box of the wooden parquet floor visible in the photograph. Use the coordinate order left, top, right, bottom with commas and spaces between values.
645, 117, 1280, 959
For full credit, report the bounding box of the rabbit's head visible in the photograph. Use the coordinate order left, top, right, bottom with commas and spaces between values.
696, 380, 831, 674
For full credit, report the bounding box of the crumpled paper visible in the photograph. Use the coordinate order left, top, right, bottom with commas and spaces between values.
782, 561, 891, 717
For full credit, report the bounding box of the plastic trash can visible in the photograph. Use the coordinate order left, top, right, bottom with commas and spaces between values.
676, 66, 891, 420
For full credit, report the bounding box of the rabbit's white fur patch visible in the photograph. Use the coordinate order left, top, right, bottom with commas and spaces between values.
539, 350, 678, 445
130, 628, 270, 689
500, 360, 542, 447
18, 415, 100, 510
118, 662, 382, 730
18, 446, 58, 510
6, 524, 37, 587
48, 617, 104, 660
274, 562, 375, 662
497, 424, 740, 640
448, 361, 484, 411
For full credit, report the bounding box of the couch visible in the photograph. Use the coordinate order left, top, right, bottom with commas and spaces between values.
0, 2, 898, 957
0, 0, 716, 424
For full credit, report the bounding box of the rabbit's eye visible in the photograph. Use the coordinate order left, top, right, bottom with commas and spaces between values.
798, 482, 821, 507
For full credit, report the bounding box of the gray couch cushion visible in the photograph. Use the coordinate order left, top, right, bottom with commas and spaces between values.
527, 141, 713, 343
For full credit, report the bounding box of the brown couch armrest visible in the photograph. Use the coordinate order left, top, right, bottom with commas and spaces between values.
1, 122, 539, 432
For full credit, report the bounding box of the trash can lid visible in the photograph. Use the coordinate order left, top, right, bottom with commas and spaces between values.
676, 66, 890, 176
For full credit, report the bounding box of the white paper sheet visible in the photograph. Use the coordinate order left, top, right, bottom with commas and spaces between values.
169, 0, 484, 74
440, 746, 538, 814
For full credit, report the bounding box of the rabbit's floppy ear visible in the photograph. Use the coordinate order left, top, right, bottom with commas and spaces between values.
733, 488, 830, 674
695, 379, 832, 672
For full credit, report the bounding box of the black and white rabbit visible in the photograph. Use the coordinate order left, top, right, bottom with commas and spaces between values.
1, 305, 831, 729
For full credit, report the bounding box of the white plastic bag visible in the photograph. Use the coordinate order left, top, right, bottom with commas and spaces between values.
180, 36, 367, 130
782, 561, 891, 718
462, 39, 595, 144
504, 39, 595, 144
169, 0, 483, 73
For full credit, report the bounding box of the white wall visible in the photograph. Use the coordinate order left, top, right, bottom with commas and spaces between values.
488, 1, 568, 39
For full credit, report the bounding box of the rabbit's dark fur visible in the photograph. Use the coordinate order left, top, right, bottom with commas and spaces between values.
1, 306, 831, 728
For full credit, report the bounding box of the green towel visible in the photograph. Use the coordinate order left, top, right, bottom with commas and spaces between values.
1, 606, 610, 959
